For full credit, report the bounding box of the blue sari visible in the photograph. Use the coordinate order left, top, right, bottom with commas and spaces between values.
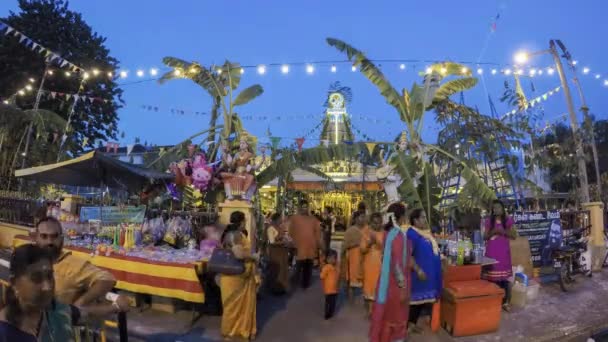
407, 228, 442, 304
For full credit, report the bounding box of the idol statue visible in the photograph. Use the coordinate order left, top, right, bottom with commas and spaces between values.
220, 135, 265, 202
376, 147, 403, 206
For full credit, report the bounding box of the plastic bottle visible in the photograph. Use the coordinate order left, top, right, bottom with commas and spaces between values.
457, 239, 464, 265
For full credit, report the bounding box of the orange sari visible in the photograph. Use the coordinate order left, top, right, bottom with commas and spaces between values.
361, 228, 385, 300
342, 225, 363, 287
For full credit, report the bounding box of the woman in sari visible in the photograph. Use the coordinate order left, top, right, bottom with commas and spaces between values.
407, 208, 441, 330
220, 217, 260, 340
0, 244, 129, 342
483, 200, 516, 311
360, 212, 385, 316
341, 210, 365, 300
370, 203, 422, 342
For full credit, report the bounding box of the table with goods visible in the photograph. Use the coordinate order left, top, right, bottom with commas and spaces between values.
15, 205, 216, 304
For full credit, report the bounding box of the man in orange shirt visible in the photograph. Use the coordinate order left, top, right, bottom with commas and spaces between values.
35, 217, 117, 306
287, 199, 321, 289
320, 249, 339, 320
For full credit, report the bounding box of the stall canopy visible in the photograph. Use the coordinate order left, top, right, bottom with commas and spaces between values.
15, 151, 174, 192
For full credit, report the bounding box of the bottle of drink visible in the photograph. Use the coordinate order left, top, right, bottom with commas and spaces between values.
457, 238, 464, 266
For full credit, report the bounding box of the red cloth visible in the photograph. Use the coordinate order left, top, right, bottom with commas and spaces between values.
369, 231, 412, 342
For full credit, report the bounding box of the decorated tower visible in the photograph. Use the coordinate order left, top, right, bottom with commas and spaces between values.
320, 87, 355, 145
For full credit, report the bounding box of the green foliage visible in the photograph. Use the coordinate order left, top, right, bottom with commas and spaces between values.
233, 85, 263, 107
0, 103, 67, 189
0, 0, 122, 158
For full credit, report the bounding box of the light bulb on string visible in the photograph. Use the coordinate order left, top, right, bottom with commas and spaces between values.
399, 64, 406, 70
538, 70, 543, 75
136, 70, 144, 77
18, 90, 25, 95
477, 68, 483, 75
281, 65, 289, 74
150, 68, 158, 76
216, 68, 222, 75
65, 71, 71, 77
491, 69, 497, 75
25, 85, 32, 91
107, 72, 113, 78
331, 65, 337, 73
92, 69, 100, 76
572, 60, 578, 65
351, 65, 357, 72
604, 80, 608, 86
461, 67, 468, 74
257, 65, 266, 75
547, 68, 555, 75
120, 71, 128, 78
426, 67, 433, 74
47, 70, 54, 76
439, 67, 447, 75
582, 67, 590, 74
28, 78, 35, 83
240, 68, 245, 74
306, 64, 315, 74
504, 69, 512, 75
529, 69, 536, 76
595, 74, 601, 79
83, 72, 90, 80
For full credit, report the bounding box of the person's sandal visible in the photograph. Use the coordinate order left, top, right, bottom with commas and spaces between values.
502, 303, 511, 312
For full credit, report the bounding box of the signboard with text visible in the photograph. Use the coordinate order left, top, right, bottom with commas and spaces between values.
79, 205, 147, 224
513, 211, 562, 267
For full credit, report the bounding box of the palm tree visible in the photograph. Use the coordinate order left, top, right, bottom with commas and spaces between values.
326, 38, 497, 218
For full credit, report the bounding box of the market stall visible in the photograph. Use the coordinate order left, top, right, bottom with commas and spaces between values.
13, 234, 206, 303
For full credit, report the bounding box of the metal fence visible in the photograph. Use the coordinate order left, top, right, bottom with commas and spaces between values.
0, 196, 42, 227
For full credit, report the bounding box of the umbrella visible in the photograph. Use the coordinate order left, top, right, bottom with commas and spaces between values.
15, 151, 174, 193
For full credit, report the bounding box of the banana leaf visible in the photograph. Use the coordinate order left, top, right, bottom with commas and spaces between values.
233, 85, 264, 107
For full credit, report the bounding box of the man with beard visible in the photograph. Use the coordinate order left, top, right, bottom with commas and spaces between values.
35, 217, 116, 306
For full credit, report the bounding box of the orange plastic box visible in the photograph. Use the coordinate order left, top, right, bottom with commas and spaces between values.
442, 264, 482, 287
441, 280, 504, 337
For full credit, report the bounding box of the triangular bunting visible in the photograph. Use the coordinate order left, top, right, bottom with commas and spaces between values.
66, 94, 72, 100
19, 34, 28, 43
270, 136, 281, 150
126, 144, 135, 156
5, 27, 13, 35
295, 137, 305, 152
542, 94, 548, 101
60, 60, 68, 68
365, 142, 376, 155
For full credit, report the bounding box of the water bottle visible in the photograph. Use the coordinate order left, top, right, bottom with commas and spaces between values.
457, 239, 465, 265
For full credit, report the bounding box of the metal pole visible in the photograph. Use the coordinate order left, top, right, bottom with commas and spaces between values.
566, 63, 602, 199
20, 63, 50, 170
549, 40, 590, 203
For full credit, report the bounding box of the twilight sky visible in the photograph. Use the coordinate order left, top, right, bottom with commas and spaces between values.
2, 0, 607, 149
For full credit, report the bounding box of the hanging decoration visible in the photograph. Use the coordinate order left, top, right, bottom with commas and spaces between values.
270, 136, 281, 150
365, 142, 377, 155
126, 144, 135, 156
500, 86, 561, 120
81, 137, 89, 149
295, 137, 305, 152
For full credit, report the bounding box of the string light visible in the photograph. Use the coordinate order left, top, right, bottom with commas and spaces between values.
65, 71, 71, 77
461, 67, 468, 74
25, 85, 32, 91
28, 78, 35, 83
477, 68, 483, 75
216, 68, 222, 75
306, 64, 315, 74
572, 60, 578, 65
538, 70, 543, 75
491, 69, 497, 75
92, 69, 100, 76
281, 65, 289, 74
331, 65, 337, 73
150, 68, 158, 76
582, 67, 590, 74
83, 72, 90, 80
47, 70, 54, 75
529, 69, 536, 76
351, 65, 357, 72
504, 69, 512, 75
604, 80, 608, 86
136, 70, 144, 77
440, 67, 447, 74
595, 74, 601, 79
257, 65, 266, 75
107, 72, 113, 78
547, 68, 555, 75
173, 69, 181, 76
120, 71, 128, 78
18, 90, 25, 95
426, 67, 433, 74
399, 64, 406, 70
240, 68, 245, 74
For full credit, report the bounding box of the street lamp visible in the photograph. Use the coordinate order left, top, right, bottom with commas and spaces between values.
513, 40, 590, 203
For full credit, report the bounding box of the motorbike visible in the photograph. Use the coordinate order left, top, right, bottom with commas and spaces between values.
549, 227, 591, 292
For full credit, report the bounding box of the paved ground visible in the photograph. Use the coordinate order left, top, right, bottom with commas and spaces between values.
3, 247, 608, 342
124, 269, 608, 342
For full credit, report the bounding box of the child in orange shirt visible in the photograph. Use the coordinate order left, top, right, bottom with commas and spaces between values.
320, 249, 339, 320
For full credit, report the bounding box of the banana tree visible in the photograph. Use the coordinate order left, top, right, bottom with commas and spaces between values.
326, 38, 496, 219
0, 104, 67, 190
158, 57, 263, 159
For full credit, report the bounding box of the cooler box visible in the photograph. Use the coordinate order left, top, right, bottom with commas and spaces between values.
442, 264, 482, 287
441, 280, 504, 337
